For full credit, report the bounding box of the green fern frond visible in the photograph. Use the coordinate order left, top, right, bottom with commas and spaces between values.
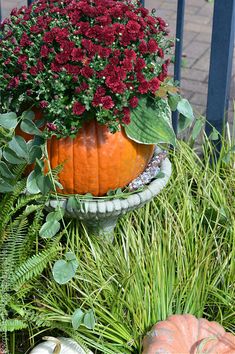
12, 244, 61, 289
0, 319, 28, 332
0, 180, 27, 238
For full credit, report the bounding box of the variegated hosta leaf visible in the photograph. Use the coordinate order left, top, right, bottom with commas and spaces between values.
125, 97, 176, 146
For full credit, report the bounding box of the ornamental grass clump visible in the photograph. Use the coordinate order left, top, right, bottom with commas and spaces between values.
0, 0, 173, 138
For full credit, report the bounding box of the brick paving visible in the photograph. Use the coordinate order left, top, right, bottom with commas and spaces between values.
146, 0, 235, 123
1, 0, 235, 123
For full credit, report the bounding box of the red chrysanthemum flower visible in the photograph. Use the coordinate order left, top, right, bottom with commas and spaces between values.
148, 38, 159, 53
73, 101, 86, 115
129, 96, 139, 108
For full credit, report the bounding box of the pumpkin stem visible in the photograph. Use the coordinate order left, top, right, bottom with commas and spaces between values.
42, 337, 62, 354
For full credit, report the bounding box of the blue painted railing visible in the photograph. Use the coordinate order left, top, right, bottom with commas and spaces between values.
1, 0, 234, 137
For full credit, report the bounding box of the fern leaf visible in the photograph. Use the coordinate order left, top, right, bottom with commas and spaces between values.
12, 244, 61, 289
0, 319, 27, 332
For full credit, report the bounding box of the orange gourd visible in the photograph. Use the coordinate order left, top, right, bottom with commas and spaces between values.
142, 314, 235, 354
47, 120, 154, 196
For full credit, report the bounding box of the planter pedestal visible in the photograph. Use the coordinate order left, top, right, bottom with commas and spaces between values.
48, 149, 172, 239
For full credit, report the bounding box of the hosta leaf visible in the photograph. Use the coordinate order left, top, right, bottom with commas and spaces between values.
0, 112, 18, 129
125, 97, 176, 146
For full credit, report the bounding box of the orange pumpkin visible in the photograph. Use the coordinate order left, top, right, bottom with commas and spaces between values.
47, 119, 154, 196
142, 314, 235, 354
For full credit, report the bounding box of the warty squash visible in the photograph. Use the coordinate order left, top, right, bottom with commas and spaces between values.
142, 314, 235, 354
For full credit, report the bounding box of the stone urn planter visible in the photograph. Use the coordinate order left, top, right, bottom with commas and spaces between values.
48, 147, 171, 238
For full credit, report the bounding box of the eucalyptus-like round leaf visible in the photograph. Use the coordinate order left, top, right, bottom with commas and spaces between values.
8, 136, 28, 159
20, 119, 42, 136
0, 161, 15, 179
22, 110, 35, 121
46, 208, 65, 222
39, 220, 61, 239
125, 97, 176, 146
52, 254, 78, 284
83, 310, 96, 330
26, 171, 41, 194
0, 179, 14, 192
177, 98, 194, 132
0, 112, 18, 130
72, 309, 84, 330
3, 147, 26, 164
28, 145, 43, 164
191, 119, 205, 140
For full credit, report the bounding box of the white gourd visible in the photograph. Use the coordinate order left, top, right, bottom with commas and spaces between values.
30, 337, 93, 354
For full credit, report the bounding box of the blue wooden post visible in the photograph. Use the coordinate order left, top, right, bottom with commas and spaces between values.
27, 0, 34, 5
172, 0, 185, 135
206, 0, 235, 136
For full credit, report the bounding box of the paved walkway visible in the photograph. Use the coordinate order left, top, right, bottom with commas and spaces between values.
146, 0, 235, 123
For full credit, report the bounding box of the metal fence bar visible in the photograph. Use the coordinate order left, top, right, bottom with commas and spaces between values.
172, 0, 185, 135
206, 0, 235, 136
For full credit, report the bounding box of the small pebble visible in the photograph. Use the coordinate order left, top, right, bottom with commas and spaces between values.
128, 150, 167, 191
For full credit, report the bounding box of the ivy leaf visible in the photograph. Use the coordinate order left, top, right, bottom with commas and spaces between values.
0, 112, 18, 130
177, 99, 194, 132
52, 252, 78, 284
125, 97, 176, 146
39, 219, 61, 239
3, 147, 26, 164
8, 136, 28, 159
20, 119, 42, 136
83, 310, 95, 330
0, 161, 15, 179
72, 309, 84, 330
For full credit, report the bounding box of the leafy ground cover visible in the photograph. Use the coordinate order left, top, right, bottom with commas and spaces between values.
0, 131, 234, 353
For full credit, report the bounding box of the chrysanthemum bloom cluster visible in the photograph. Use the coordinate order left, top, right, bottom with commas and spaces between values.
0, 0, 172, 138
